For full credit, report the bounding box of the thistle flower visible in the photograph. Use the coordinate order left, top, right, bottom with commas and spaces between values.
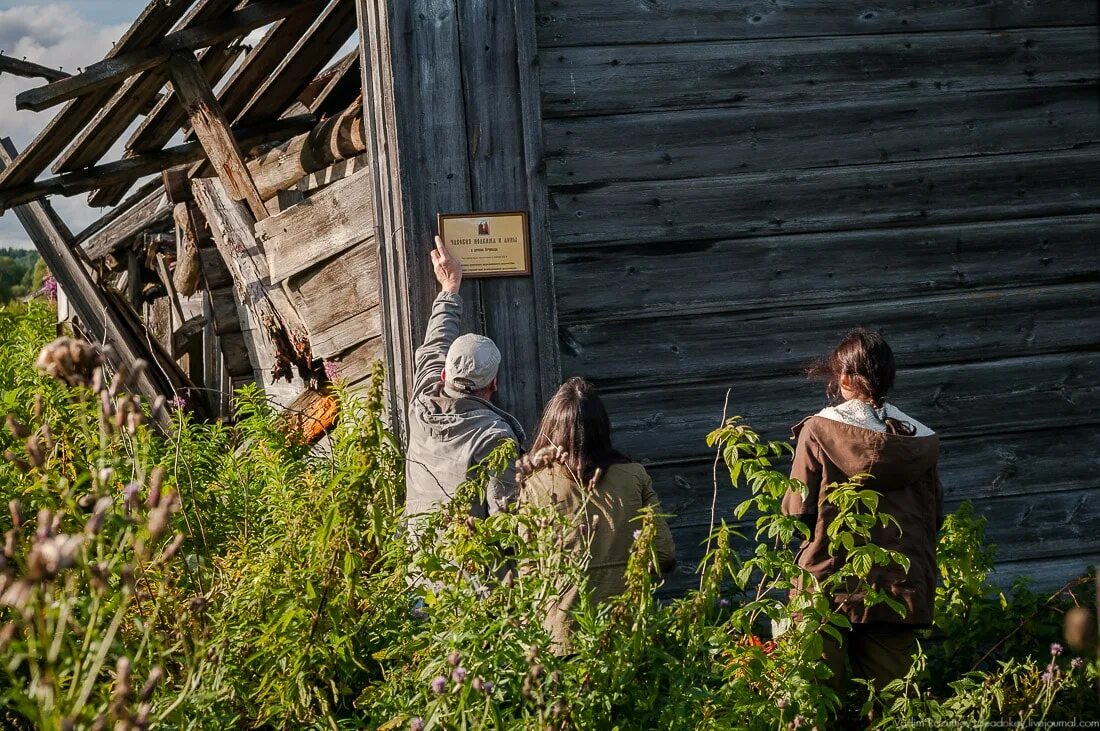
140, 667, 164, 702
85, 497, 112, 536
323, 360, 341, 380
410, 607, 428, 620
1050, 642, 1064, 656
430, 676, 447, 694
39, 275, 57, 301
452, 667, 467, 684
27, 534, 83, 579
8, 500, 22, 528
1040, 669, 1054, 684
1071, 657, 1085, 671
717, 598, 731, 609
409, 718, 425, 731
123, 481, 142, 510
35, 337, 102, 387
4, 414, 29, 439
169, 395, 188, 410
447, 650, 461, 667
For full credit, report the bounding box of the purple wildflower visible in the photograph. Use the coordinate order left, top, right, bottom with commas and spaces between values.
409, 718, 425, 731
123, 482, 141, 509
483, 680, 494, 694
169, 395, 187, 410
717, 598, 731, 609
1070, 658, 1084, 671
632, 529, 641, 541
452, 667, 467, 684
430, 676, 447, 694
1050, 642, 1064, 656
39, 276, 58, 301
323, 360, 341, 381
1040, 669, 1054, 684
411, 607, 428, 621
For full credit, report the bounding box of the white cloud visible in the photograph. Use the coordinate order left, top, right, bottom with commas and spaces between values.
0, 3, 131, 249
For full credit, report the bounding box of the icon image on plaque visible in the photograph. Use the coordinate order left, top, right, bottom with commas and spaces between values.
437, 211, 531, 278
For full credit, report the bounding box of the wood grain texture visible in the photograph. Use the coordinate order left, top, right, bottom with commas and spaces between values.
255, 166, 375, 283
562, 283, 1100, 388
81, 187, 172, 260
548, 147, 1100, 247
546, 86, 1100, 185
535, 0, 1098, 47
540, 27, 1098, 117
598, 351, 1100, 464
285, 240, 382, 358
170, 51, 268, 221
552, 215, 1100, 321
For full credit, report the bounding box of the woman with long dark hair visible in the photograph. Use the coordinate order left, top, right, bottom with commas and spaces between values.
782, 329, 944, 698
518, 377, 676, 652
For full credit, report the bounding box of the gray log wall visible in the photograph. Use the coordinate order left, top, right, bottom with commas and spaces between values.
534, 0, 1100, 592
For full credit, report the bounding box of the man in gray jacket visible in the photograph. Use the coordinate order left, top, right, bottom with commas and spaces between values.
404, 236, 525, 540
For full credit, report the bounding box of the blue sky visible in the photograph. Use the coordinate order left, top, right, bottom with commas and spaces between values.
0, 1, 153, 248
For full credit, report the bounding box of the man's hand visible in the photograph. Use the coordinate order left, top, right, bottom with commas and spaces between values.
431, 235, 463, 294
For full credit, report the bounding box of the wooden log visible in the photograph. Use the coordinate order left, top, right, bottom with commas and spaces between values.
600, 351, 1100, 465
563, 283, 1100, 389
536, 0, 1098, 47
279, 388, 339, 443
0, 115, 315, 211
0, 137, 190, 421
540, 27, 1098, 118
169, 51, 269, 221
285, 241, 381, 358
553, 214, 1100, 322
0, 0, 192, 190
0, 54, 68, 82
206, 287, 243, 334
247, 105, 367, 200
546, 86, 1100, 186
198, 249, 232, 289
162, 166, 193, 204
15, 0, 319, 113
235, 0, 359, 127
294, 154, 370, 196
255, 166, 374, 282
549, 147, 1100, 247
172, 203, 202, 296
192, 177, 313, 383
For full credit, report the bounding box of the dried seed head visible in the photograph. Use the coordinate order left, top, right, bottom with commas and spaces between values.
35, 337, 103, 387
4, 414, 29, 440
147, 505, 169, 540
77, 493, 98, 512
146, 468, 165, 509
3, 530, 14, 559
0, 580, 31, 611
529, 663, 544, 680
447, 650, 461, 667
188, 595, 208, 614
3, 450, 29, 472
0, 622, 15, 651
27, 534, 83, 579
32, 394, 43, 420
100, 390, 114, 418
85, 497, 113, 537
525, 645, 539, 663
38, 424, 54, 450
139, 666, 164, 702
126, 409, 143, 434
8, 500, 22, 528
120, 563, 134, 589
1064, 606, 1096, 653
159, 533, 185, 564
24, 436, 44, 467
90, 562, 109, 593
91, 366, 104, 394
35, 508, 52, 542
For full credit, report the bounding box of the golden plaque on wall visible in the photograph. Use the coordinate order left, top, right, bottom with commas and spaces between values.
436, 211, 531, 278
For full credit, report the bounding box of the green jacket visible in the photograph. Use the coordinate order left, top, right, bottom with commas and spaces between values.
519, 462, 676, 652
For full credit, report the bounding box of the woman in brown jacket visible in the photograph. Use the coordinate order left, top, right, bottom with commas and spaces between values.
518, 377, 676, 653
782, 329, 944, 697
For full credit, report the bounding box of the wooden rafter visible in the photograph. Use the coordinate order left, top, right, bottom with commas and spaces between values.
168, 51, 269, 221
0, 115, 314, 211
15, 0, 309, 113
0, 0, 194, 191
0, 54, 68, 82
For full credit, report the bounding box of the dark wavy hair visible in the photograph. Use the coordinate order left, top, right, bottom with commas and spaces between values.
526, 377, 630, 484
808, 328, 915, 435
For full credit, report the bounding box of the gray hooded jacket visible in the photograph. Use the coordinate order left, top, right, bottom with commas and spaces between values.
404, 292, 524, 537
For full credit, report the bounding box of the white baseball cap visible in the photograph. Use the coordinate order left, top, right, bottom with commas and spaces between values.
445, 334, 501, 393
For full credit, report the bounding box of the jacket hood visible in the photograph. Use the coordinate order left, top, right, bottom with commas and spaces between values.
793, 414, 939, 490
413, 382, 525, 445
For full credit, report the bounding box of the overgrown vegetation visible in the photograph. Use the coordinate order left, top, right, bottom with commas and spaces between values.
0, 249, 45, 303
1, 300, 1096, 729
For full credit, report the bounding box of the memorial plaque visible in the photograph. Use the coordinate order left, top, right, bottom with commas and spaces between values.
436, 211, 531, 278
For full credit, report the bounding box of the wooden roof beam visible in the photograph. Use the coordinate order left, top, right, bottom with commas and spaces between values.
16, 0, 310, 113
168, 50, 269, 221
0, 0, 194, 191
0, 115, 314, 211
0, 54, 68, 82
235, 0, 358, 128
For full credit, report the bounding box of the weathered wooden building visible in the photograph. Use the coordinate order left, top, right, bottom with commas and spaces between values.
1, 0, 1097, 592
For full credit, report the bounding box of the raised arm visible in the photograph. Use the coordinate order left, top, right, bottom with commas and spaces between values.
412, 237, 465, 396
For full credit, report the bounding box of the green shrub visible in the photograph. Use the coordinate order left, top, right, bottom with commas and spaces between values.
1, 302, 1096, 729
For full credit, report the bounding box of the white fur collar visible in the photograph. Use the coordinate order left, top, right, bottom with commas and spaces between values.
816, 399, 935, 437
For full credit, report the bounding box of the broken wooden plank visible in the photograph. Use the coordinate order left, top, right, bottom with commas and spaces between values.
192, 177, 314, 383
0, 54, 68, 82
248, 104, 367, 200
0, 0, 192, 190
81, 187, 172, 262
16, 0, 313, 113
0, 115, 314, 211
56, 40, 246, 174
169, 50, 269, 221
285, 241, 381, 358
255, 166, 374, 282
1, 137, 194, 420
235, 0, 358, 127
306, 52, 361, 116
